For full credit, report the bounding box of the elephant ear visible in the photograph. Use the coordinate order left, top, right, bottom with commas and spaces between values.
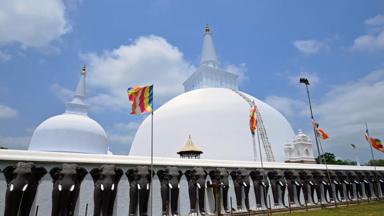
157, 169, 166, 180
50, 167, 62, 182
230, 171, 236, 179
126, 169, 135, 182
114, 168, 123, 182
33, 166, 47, 181
177, 170, 183, 180
76, 167, 88, 182
3, 166, 16, 184
90, 168, 101, 183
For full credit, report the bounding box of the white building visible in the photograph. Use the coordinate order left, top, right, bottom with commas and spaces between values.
284, 130, 316, 163
130, 26, 296, 162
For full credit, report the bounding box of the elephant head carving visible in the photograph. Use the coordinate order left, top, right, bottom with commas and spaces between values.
362, 171, 372, 198
90, 164, 123, 216
50, 164, 88, 216
309, 170, 322, 204
369, 171, 380, 198
346, 171, 357, 200
355, 171, 365, 199
283, 170, 298, 207
3, 162, 47, 216
126, 166, 152, 216
320, 171, 334, 203
297, 170, 310, 206
230, 168, 250, 211
335, 171, 347, 201
267, 170, 285, 207
185, 167, 207, 214
250, 170, 268, 209
157, 166, 182, 215
209, 168, 230, 213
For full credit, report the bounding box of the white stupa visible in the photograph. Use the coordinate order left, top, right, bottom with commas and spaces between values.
129, 25, 295, 161
28, 66, 108, 154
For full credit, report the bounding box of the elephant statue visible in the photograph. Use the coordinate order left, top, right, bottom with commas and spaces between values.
297, 170, 310, 206
309, 170, 322, 204
157, 167, 182, 215
126, 166, 153, 216
336, 171, 348, 201
230, 168, 250, 211
90, 164, 123, 216
330, 171, 342, 202
250, 170, 268, 209
267, 170, 286, 207
283, 170, 297, 207
2, 162, 47, 216
361, 171, 372, 199
209, 168, 230, 213
355, 171, 365, 199
185, 167, 207, 214
345, 171, 357, 200
377, 171, 384, 197
321, 171, 334, 203
369, 171, 380, 198
50, 163, 88, 216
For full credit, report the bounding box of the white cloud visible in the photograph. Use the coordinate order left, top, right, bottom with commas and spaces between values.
224, 63, 248, 85
365, 14, 384, 27
265, 96, 306, 118
50, 83, 73, 102
352, 31, 384, 52
352, 14, 384, 52
293, 40, 325, 55
82, 35, 194, 112
0, 134, 30, 149
113, 122, 140, 132
0, 0, 70, 49
0, 50, 11, 62
288, 71, 320, 87
0, 104, 18, 119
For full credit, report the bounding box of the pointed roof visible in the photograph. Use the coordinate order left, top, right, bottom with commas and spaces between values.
65, 65, 89, 115
177, 135, 203, 154
200, 24, 218, 68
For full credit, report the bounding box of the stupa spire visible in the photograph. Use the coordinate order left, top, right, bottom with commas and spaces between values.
200, 24, 218, 68
65, 65, 89, 115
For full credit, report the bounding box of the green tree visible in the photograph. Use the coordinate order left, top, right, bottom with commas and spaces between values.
367, 159, 384, 166
316, 152, 357, 165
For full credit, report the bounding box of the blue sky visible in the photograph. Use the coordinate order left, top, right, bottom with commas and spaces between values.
0, 0, 384, 163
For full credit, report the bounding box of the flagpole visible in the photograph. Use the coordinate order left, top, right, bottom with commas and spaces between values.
150, 86, 154, 216
365, 122, 377, 171
252, 134, 257, 161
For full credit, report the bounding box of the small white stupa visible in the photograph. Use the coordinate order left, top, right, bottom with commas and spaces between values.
284, 130, 316, 163
28, 66, 108, 154
130, 25, 295, 161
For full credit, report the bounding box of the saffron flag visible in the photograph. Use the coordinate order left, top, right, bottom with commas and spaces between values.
365, 129, 384, 153
312, 120, 329, 140
249, 105, 257, 135
127, 85, 153, 115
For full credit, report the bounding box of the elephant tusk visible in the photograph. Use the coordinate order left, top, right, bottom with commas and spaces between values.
70, 184, 75, 192
278, 181, 284, 186
197, 183, 201, 189
137, 184, 141, 190
380, 179, 384, 183
147, 184, 149, 190
243, 182, 247, 187
22, 184, 28, 192
363, 180, 369, 183
333, 180, 338, 185
101, 184, 104, 191
178, 184, 180, 189
168, 183, 173, 189
321, 181, 327, 185
58, 184, 62, 191
261, 182, 266, 187
344, 180, 349, 184
294, 181, 300, 186
309, 181, 314, 186
354, 180, 359, 184
10, 184, 14, 192
111, 184, 115, 191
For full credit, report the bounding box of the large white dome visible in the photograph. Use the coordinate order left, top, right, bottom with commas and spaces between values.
130, 88, 295, 161
29, 113, 107, 154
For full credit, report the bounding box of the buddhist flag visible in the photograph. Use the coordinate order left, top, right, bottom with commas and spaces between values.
249, 105, 257, 135
365, 129, 384, 153
127, 85, 153, 115
312, 120, 329, 140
